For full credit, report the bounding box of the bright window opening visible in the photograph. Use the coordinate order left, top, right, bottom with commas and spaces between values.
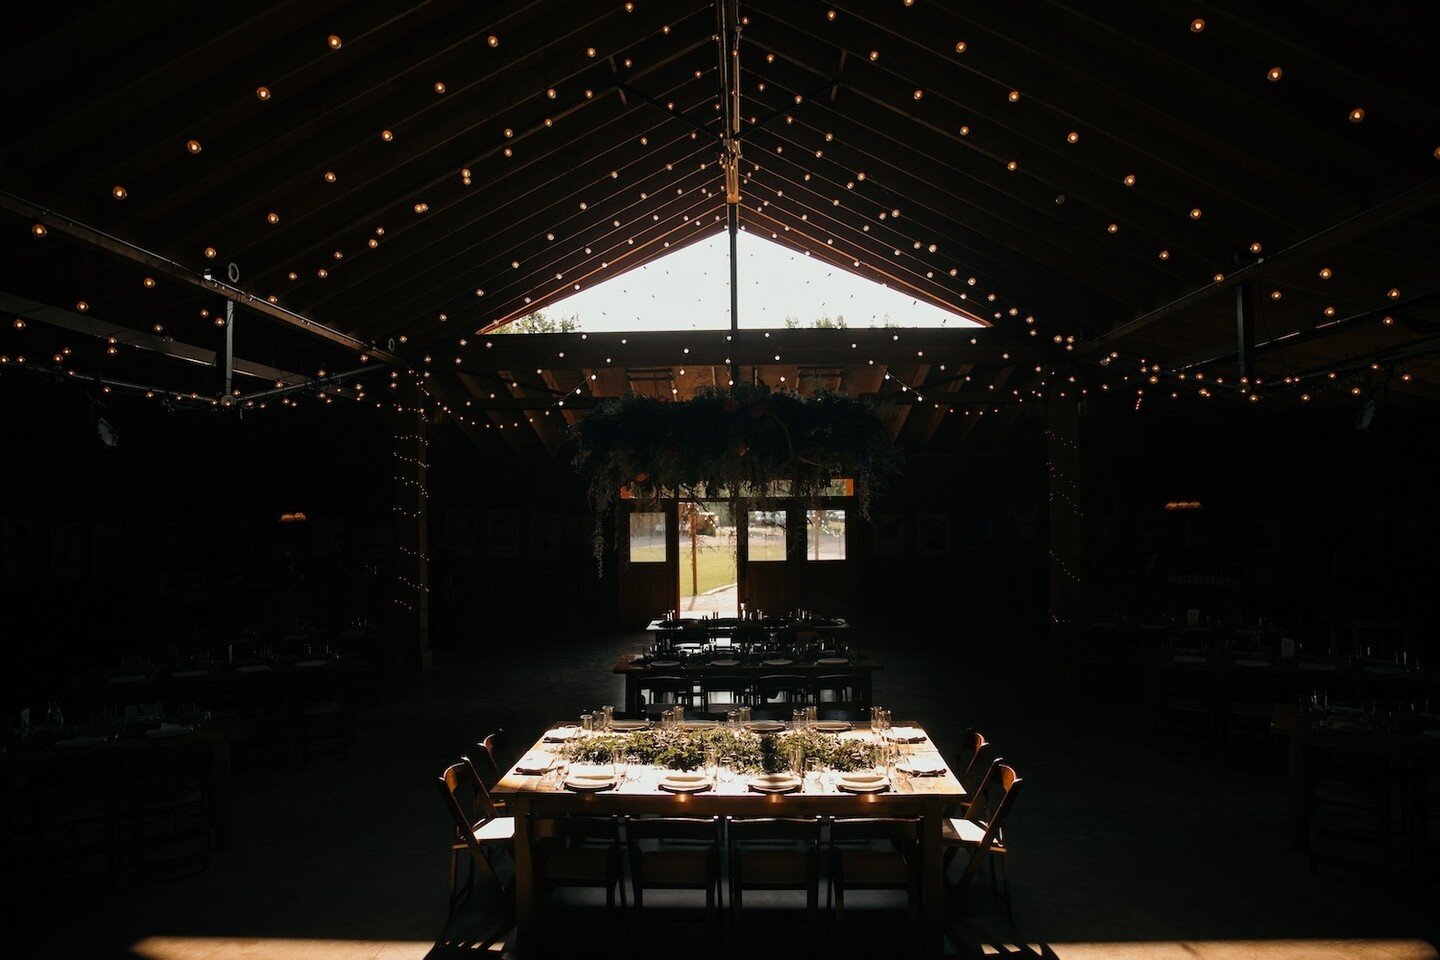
807, 509, 846, 560
748, 510, 788, 562
629, 512, 666, 563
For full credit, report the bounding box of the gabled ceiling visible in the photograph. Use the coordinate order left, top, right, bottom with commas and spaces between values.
2, 0, 1439, 448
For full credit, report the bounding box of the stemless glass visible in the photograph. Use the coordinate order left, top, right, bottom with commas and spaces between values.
581, 713, 593, 733
601, 705, 614, 732
719, 755, 736, 783
805, 757, 821, 791
727, 708, 740, 730
793, 708, 807, 731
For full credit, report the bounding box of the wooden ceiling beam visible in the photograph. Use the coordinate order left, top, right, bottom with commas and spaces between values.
0, 190, 402, 365
1081, 177, 1440, 353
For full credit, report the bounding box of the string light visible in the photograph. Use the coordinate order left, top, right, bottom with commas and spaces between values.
256, 85, 271, 100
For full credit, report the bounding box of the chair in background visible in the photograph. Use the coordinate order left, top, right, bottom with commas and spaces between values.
294, 666, 353, 761
436, 760, 514, 919
953, 729, 993, 796
637, 676, 692, 716
827, 817, 922, 949
1304, 743, 1390, 876
753, 674, 811, 708
132, 746, 212, 876
531, 815, 626, 949
943, 760, 1024, 922
699, 676, 751, 712
813, 674, 863, 713
727, 817, 822, 946
625, 816, 724, 948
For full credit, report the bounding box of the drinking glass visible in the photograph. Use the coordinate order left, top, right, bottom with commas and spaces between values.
727, 709, 740, 730
581, 713, 593, 733
739, 705, 751, 723
601, 705, 614, 732
793, 708, 807, 731
719, 756, 736, 783
613, 753, 627, 786
805, 757, 821, 791
807, 706, 817, 726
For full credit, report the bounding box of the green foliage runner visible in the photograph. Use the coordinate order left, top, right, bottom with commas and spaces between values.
558, 727, 884, 775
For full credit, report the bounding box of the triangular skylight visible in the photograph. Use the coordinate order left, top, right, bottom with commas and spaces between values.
496, 231, 984, 333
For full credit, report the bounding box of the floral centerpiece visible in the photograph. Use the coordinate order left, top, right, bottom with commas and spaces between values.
573, 384, 902, 572
557, 727, 883, 775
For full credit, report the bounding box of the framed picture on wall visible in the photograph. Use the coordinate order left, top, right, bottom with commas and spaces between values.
488, 510, 520, 558
916, 513, 950, 554
872, 514, 904, 554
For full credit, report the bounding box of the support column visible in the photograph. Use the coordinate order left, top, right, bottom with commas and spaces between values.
1046, 385, 1082, 668
394, 372, 432, 671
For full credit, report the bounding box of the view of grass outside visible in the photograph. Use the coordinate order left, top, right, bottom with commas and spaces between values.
680, 501, 736, 614
807, 509, 846, 560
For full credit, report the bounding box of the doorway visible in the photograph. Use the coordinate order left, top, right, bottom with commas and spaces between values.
678, 500, 738, 614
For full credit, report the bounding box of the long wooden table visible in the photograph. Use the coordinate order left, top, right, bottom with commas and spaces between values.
612, 654, 883, 715
493, 721, 963, 957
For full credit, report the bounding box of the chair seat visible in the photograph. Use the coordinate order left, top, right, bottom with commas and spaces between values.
942, 817, 1004, 852
453, 816, 515, 849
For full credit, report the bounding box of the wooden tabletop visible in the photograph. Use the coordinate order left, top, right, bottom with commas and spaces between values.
493, 720, 962, 805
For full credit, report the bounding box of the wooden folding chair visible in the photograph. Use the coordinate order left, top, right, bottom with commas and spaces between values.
727, 817, 822, 946
943, 760, 1024, 922
626, 816, 724, 948
436, 759, 514, 919
827, 817, 922, 951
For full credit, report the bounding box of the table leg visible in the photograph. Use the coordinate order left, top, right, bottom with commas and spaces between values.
921, 800, 944, 957
1288, 732, 1306, 850
511, 797, 538, 954
626, 676, 640, 716
212, 734, 233, 851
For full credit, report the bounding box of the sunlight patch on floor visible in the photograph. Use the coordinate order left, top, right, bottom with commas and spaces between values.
979, 939, 1437, 960
131, 936, 438, 960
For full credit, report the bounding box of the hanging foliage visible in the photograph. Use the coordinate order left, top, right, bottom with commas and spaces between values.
573, 385, 903, 573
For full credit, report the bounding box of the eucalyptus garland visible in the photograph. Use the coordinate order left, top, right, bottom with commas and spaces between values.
573, 385, 903, 573
556, 727, 884, 775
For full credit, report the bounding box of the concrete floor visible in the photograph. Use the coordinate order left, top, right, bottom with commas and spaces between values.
12, 626, 1440, 959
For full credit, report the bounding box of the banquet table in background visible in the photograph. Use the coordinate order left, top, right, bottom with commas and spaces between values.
613, 654, 882, 716
493, 720, 963, 958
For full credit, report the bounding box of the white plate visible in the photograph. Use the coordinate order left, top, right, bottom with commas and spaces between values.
748, 773, 802, 794
609, 720, 648, 732
761, 659, 794, 667
564, 775, 616, 792
884, 726, 926, 743
659, 773, 713, 793
709, 659, 742, 667
295, 659, 327, 668
1365, 664, 1404, 674
815, 657, 850, 666
649, 660, 681, 668
744, 720, 786, 733
837, 772, 889, 794
172, 670, 210, 679
682, 720, 718, 730
812, 721, 852, 733
543, 726, 581, 742
236, 665, 272, 674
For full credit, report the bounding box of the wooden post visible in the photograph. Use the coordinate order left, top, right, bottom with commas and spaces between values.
394, 372, 432, 671
1047, 383, 1082, 671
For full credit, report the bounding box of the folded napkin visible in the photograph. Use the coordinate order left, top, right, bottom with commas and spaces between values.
515, 753, 557, 774
542, 726, 580, 742
898, 756, 946, 776
885, 726, 926, 743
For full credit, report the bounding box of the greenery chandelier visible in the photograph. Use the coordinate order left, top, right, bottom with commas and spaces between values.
573, 385, 903, 572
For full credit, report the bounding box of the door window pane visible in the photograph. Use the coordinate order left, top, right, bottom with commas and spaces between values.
807, 509, 846, 560
629, 512, 667, 562
747, 510, 788, 562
